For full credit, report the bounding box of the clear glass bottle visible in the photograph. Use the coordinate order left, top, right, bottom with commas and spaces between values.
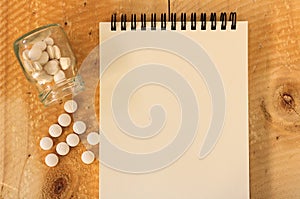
13, 24, 84, 106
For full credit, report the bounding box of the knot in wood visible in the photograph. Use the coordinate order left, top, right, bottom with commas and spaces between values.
53, 177, 67, 195
281, 92, 294, 110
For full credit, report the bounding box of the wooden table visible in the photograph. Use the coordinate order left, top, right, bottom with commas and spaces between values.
1, 0, 300, 198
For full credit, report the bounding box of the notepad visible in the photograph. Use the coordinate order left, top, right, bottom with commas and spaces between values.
99, 13, 249, 199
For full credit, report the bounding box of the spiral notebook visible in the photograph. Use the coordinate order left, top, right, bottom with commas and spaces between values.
99, 12, 249, 199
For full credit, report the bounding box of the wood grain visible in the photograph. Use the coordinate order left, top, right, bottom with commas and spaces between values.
0, 0, 167, 199
1, 0, 300, 199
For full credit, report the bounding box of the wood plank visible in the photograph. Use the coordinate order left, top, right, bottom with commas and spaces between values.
2, 0, 300, 198
0, 0, 168, 198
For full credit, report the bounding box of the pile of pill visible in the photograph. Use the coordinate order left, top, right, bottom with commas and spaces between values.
39, 99, 100, 167
22, 36, 71, 84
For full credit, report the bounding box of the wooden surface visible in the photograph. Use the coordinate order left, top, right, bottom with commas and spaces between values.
1, 0, 300, 198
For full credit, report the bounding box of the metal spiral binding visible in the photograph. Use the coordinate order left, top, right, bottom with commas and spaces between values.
229, 12, 237, 30
131, 14, 136, 30
111, 13, 116, 31
191, 12, 196, 30
141, 13, 146, 30
151, 13, 156, 30
171, 13, 176, 30
220, 12, 227, 30
201, 13, 206, 30
111, 12, 237, 31
121, 14, 126, 31
210, 13, 217, 30
181, 13, 187, 30
161, 13, 167, 30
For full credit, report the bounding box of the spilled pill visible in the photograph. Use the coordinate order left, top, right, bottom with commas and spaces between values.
64, 100, 78, 113
40, 137, 53, 150
66, 133, 80, 147
56, 142, 70, 156
81, 151, 95, 165
49, 124, 62, 137
45, 153, 59, 167
73, 121, 86, 135
87, 132, 100, 146
58, 113, 71, 127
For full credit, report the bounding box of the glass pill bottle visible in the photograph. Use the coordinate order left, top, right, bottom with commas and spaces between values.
13, 24, 84, 106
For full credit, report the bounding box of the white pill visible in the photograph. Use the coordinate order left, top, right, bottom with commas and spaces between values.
40, 74, 53, 84
23, 60, 34, 72
81, 151, 95, 165
37, 51, 49, 65
56, 142, 70, 156
73, 121, 86, 135
45, 153, 59, 167
33, 71, 53, 84
49, 124, 62, 137
32, 71, 40, 79
87, 132, 100, 146
59, 57, 71, 70
32, 41, 47, 50
58, 113, 71, 127
66, 133, 80, 147
44, 60, 59, 75
40, 137, 53, 150
28, 46, 42, 61
53, 45, 61, 59
22, 49, 30, 60
47, 45, 55, 59
33, 61, 43, 71
64, 100, 78, 113
54, 70, 66, 83
44, 37, 54, 45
